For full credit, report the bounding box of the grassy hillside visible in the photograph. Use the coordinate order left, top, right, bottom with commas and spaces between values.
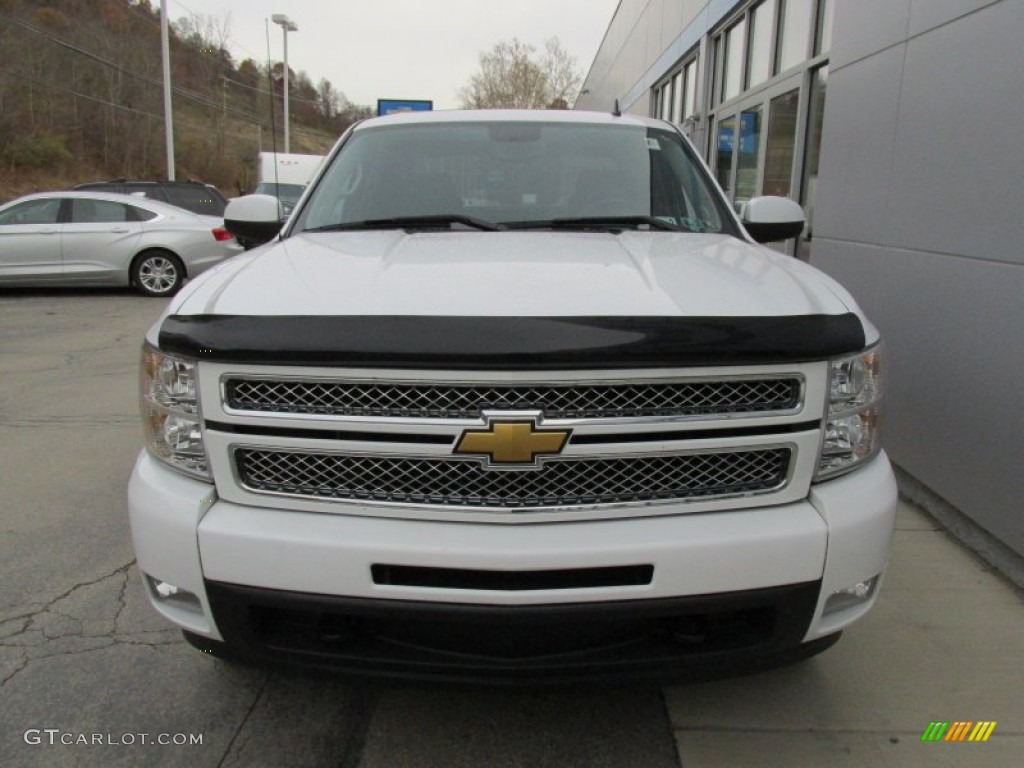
0, 0, 370, 203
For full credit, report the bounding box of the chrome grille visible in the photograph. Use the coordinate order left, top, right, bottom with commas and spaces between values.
225, 378, 801, 419
234, 448, 791, 509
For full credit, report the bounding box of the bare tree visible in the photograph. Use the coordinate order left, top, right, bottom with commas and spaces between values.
174, 11, 234, 91
538, 38, 581, 107
174, 11, 232, 53
459, 37, 582, 110
316, 77, 341, 121
0, 0, 355, 199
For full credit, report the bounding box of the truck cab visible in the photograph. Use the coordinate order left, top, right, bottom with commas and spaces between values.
129, 110, 896, 683
253, 152, 325, 217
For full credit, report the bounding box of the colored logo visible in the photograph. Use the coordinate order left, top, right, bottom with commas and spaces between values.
921, 721, 997, 742
455, 420, 570, 467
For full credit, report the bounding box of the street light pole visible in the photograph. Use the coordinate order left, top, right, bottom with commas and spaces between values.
271, 14, 298, 154
160, 0, 175, 179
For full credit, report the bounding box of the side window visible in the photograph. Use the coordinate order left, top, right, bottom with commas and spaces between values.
0, 198, 61, 225
650, 150, 688, 222
163, 186, 222, 215
70, 199, 132, 223
657, 132, 727, 234
128, 205, 158, 222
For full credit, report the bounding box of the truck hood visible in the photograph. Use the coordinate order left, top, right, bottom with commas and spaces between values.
170, 230, 858, 319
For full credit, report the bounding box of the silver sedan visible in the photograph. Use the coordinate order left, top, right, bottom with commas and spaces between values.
0, 191, 243, 296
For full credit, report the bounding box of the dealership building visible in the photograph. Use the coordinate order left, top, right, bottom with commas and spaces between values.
578, 0, 1024, 572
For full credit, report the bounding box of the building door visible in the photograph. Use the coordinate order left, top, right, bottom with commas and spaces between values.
712, 74, 805, 213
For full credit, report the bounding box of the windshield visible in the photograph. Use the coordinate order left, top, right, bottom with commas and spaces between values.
253, 182, 306, 206
292, 121, 736, 235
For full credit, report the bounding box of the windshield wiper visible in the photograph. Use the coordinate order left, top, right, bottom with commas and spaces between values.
504, 216, 688, 233
304, 215, 504, 233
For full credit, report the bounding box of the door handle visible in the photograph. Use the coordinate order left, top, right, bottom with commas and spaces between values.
110, 227, 130, 233
37, 228, 58, 234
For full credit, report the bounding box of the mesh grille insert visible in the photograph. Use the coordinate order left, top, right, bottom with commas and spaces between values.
225, 377, 801, 420
235, 448, 791, 509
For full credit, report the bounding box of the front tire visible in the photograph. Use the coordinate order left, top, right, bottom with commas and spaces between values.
132, 250, 185, 297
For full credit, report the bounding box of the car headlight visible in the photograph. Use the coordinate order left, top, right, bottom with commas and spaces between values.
816, 344, 884, 480
140, 344, 210, 481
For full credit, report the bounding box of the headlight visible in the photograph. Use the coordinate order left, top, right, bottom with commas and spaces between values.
140, 344, 210, 481
816, 344, 883, 480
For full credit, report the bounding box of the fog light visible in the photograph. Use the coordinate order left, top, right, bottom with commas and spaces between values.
145, 575, 203, 615
824, 576, 878, 616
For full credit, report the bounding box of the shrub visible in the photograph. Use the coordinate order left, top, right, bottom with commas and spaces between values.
4, 133, 73, 170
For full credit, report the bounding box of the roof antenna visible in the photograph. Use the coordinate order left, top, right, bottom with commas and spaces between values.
612, 99, 622, 117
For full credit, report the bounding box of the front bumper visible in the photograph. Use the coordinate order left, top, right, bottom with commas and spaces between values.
196, 580, 836, 684
128, 450, 897, 680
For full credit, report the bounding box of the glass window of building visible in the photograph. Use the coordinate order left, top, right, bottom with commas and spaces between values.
777, 0, 814, 73
652, 54, 700, 124
722, 19, 747, 102
654, 82, 667, 120
747, 1, 776, 89
734, 105, 763, 205
656, 70, 688, 122
656, 0, 834, 254
684, 60, 698, 118
672, 71, 684, 122
715, 115, 736, 195
815, 0, 834, 55
764, 89, 800, 196
801, 66, 828, 226
713, 36, 726, 106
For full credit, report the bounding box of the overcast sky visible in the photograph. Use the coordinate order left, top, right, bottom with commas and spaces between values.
164, 0, 620, 110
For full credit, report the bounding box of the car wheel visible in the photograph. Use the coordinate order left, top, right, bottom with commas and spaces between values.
132, 250, 185, 297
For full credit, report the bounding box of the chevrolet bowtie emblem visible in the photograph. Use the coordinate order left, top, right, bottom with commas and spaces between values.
455, 420, 570, 466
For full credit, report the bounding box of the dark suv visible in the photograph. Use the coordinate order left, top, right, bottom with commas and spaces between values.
72, 179, 228, 217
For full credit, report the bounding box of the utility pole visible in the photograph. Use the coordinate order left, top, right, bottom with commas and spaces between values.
160, 1, 175, 180
220, 75, 227, 153
271, 14, 298, 153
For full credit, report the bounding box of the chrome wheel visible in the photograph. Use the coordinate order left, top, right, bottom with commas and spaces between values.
133, 252, 183, 296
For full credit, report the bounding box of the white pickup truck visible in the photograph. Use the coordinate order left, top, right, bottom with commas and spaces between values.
252, 151, 324, 217
129, 110, 896, 683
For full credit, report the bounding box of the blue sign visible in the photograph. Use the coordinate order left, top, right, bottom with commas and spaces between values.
377, 99, 434, 116
718, 123, 734, 153
717, 112, 759, 155
739, 112, 759, 154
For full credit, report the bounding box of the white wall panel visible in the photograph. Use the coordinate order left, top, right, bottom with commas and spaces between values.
663, 0, 686, 51
815, 0, 1024, 557
578, 1, 724, 114
814, 46, 906, 245
830, 0, 912, 69
908, 0, 1003, 37
887, 0, 1024, 264
812, 239, 1024, 555
645, 0, 668, 66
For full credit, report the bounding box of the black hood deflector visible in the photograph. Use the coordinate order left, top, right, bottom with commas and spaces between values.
158, 314, 865, 369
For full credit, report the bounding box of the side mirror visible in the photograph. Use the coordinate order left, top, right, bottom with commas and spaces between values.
740, 196, 805, 244
224, 194, 284, 247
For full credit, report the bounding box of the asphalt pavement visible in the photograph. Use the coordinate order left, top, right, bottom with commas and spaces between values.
1, 288, 1020, 767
